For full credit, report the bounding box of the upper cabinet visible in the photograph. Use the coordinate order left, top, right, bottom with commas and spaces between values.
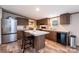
60, 13, 70, 25
37, 18, 49, 26
16, 17, 28, 25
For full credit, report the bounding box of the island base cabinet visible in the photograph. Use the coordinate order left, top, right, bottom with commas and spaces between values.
34, 35, 45, 50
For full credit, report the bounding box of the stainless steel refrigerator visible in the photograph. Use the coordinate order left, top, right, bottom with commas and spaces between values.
1, 16, 17, 43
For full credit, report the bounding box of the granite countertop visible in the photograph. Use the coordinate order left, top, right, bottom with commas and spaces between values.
24, 30, 49, 36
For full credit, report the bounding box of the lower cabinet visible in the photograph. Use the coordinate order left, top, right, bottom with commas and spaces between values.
40, 30, 69, 46
46, 31, 57, 42
40, 30, 57, 42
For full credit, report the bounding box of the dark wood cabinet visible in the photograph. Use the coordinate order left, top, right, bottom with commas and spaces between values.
16, 17, 28, 25
46, 31, 57, 42
37, 18, 49, 26
40, 30, 57, 42
60, 13, 70, 24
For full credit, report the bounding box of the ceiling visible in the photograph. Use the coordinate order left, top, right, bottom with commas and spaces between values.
0, 5, 79, 20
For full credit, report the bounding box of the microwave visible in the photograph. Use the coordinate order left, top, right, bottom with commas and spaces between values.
40, 25, 48, 29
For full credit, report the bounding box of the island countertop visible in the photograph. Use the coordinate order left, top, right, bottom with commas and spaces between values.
24, 30, 49, 36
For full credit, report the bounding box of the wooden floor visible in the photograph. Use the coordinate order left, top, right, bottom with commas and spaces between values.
39, 39, 79, 53
0, 39, 79, 53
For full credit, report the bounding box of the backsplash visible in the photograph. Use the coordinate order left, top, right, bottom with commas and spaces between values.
28, 19, 37, 29
17, 25, 24, 30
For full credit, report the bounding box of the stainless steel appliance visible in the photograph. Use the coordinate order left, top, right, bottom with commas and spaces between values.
1, 16, 17, 43
70, 35, 76, 48
57, 32, 67, 45
40, 25, 48, 29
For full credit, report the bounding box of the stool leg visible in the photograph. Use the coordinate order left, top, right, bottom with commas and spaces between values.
23, 43, 25, 53
23, 49, 25, 53
32, 39, 34, 48
21, 40, 24, 49
22, 39, 25, 53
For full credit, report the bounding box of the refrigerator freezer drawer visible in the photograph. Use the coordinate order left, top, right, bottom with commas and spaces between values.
2, 34, 17, 43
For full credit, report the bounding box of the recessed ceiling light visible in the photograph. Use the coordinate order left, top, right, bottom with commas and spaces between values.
36, 8, 40, 12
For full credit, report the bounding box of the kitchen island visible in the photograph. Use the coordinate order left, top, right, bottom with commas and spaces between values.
24, 30, 49, 50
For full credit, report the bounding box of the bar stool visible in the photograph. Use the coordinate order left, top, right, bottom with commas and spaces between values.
21, 31, 34, 53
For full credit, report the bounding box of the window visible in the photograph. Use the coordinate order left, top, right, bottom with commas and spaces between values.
50, 17, 59, 29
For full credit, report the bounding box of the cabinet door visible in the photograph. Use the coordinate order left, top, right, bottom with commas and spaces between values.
60, 13, 70, 24
37, 18, 48, 25
52, 31, 57, 41
16, 17, 28, 25
46, 31, 57, 42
